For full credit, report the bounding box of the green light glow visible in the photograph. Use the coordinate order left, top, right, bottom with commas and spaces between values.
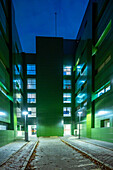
0, 81, 13, 102
92, 81, 110, 102
92, 20, 111, 56
95, 81, 110, 94
73, 58, 80, 71
95, 20, 111, 48
92, 45, 97, 56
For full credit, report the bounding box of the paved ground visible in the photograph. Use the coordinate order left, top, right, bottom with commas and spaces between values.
61, 136, 113, 169
0, 140, 27, 166
79, 137, 113, 150
0, 141, 37, 170
26, 137, 101, 170
0, 136, 113, 170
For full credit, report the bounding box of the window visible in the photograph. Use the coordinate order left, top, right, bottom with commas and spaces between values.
98, 89, 104, 97
27, 78, 36, 89
27, 64, 36, 75
63, 93, 71, 103
16, 108, 21, 118
101, 119, 110, 128
63, 80, 71, 89
14, 65, 22, 75
63, 107, 71, 117
105, 85, 110, 92
97, 82, 111, 97
0, 125, 6, 130
28, 107, 36, 117
63, 66, 71, 75
14, 79, 22, 89
27, 93, 36, 103
16, 93, 22, 103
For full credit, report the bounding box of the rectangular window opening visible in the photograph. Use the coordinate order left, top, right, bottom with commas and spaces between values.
63, 66, 71, 76
27, 78, 36, 89
27, 64, 36, 75
27, 93, 36, 103
63, 93, 71, 103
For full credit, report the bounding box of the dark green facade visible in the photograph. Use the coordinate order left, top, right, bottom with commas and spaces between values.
0, 0, 23, 147
19, 37, 75, 137
1, 0, 113, 146
36, 37, 64, 136
74, 0, 113, 142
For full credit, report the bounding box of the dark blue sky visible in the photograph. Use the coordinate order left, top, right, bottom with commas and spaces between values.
13, 0, 89, 53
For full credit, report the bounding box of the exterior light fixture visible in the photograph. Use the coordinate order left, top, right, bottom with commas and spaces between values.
22, 110, 28, 141
78, 111, 82, 139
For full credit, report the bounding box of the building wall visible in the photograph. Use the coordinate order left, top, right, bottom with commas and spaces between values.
36, 37, 63, 136
0, 0, 23, 146
63, 39, 76, 135
74, 0, 93, 138
91, 0, 113, 142
74, 0, 113, 142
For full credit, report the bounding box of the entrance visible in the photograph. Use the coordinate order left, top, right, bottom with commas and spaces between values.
64, 124, 71, 135
28, 125, 37, 137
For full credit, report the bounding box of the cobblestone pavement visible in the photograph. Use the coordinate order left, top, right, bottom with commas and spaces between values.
61, 136, 113, 169
0, 141, 37, 170
26, 137, 101, 170
0, 141, 27, 166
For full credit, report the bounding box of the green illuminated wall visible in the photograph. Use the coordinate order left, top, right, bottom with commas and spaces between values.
0, 0, 23, 146
36, 37, 63, 136
74, 0, 113, 143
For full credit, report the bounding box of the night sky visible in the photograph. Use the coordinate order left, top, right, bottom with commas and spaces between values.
13, 0, 89, 53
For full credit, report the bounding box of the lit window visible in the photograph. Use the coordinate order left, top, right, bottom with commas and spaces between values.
96, 82, 111, 98
14, 65, 22, 75
16, 93, 22, 103
105, 85, 110, 92
28, 107, 36, 117
63, 107, 71, 117
27, 64, 36, 75
97, 89, 104, 97
63, 80, 71, 89
14, 79, 22, 89
101, 119, 110, 128
16, 108, 21, 118
0, 125, 6, 130
27, 93, 36, 103
63, 93, 71, 103
63, 66, 71, 75
27, 78, 36, 89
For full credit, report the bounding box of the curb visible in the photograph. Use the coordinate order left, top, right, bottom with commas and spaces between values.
61, 139, 113, 170
0, 142, 28, 167
21, 141, 39, 170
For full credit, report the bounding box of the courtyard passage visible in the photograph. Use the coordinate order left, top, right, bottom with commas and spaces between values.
26, 137, 101, 170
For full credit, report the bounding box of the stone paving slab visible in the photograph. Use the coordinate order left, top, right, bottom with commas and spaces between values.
61, 136, 113, 169
0, 140, 27, 166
